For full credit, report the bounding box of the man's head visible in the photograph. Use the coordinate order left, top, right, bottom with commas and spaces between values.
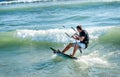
76, 25, 82, 32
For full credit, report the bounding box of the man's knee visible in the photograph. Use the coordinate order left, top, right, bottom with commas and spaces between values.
75, 44, 79, 48
68, 43, 73, 47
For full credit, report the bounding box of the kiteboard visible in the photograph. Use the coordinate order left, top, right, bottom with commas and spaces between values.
50, 47, 77, 59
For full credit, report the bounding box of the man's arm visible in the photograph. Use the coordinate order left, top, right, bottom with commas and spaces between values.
78, 36, 85, 41
77, 31, 86, 41
72, 34, 85, 41
72, 35, 79, 40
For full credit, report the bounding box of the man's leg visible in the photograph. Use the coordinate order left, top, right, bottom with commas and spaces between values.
78, 43, 85, 53
62, 43, 73, 53
71, 44, 79, 57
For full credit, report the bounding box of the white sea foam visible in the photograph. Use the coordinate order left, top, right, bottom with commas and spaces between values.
0, 0, 48, 5
75, 50, 110, 69
16, 29, 74, 42
16, 26, 113, 43
86, 26, 113, 39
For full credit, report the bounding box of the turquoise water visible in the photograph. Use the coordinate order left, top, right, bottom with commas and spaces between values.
0, 0, 120, 77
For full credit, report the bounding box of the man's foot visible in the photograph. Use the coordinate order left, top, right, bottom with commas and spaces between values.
61, 50, 65, 53
69, 54, 74, 57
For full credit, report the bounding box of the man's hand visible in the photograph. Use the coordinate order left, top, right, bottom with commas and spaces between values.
72, 34, 79, 40
72, 34, 85, 41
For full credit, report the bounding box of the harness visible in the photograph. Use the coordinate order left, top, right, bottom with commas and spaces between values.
82, 30, 89, 49
79, 30, 89, 54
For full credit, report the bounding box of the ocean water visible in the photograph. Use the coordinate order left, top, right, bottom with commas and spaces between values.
0, 0, 120, 77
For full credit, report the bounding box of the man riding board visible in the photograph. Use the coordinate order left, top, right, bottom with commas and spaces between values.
62, 25, 89, 57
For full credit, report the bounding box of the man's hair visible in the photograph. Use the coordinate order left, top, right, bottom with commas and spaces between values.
76, 25, 82, 30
